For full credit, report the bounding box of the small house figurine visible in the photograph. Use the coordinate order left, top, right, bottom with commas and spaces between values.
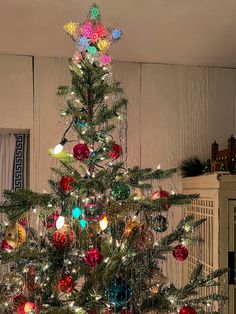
211, 135, 236, 173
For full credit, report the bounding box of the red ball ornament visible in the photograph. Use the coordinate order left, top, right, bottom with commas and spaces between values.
52, 224, 76, 249
73, 143, 90, 161
173, 244, 188, 261
44, 211, 59, 229
84, 248, 103, 267
179, 306, 197, 314
1, 239, 13, 252
151, 189, 171, 209
109, 143, 122, 159
59, 275, 75, 293
60, 175, 74, 191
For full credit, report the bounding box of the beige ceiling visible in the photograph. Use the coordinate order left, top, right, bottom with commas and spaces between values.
1, 0, 236, 67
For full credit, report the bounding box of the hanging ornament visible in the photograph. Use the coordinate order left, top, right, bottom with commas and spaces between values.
123, 219, 140, 236
52, 224, 76, 249
74, 108, 88, 127
107, 278, 131, 307
17, 301, 35, 314
59, 275, 75, 293
26, 264, 37, 293
151, 189, 171, 209
111, 182, 130, 201
173, 244, 189, 261
60, 175, 74, 191
84, 248, 103, 267
18, 217, 27, 227
5, 223, 26, 249
72, 206, 82, 219
148, 270, 167, 293
84, 202, 103, 221
73, 143, 90, 161
1, 239, 13, 252
135, 226, 154, 250
152, 215, 168, 233
179, 306, 197, 314
2, 272, 25, 297
109, 143, 122, 159
44, 211, 59, 229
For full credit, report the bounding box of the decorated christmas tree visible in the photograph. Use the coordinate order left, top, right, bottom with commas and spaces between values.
0, 4, 227, 314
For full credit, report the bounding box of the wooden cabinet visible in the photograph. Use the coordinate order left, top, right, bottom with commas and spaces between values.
182, 174, 236, 314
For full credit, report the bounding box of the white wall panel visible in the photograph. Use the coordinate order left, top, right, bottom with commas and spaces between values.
0, 55, 33, 130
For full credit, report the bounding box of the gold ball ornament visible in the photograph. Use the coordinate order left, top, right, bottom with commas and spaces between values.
5, 223, 26, 249
2, 272, 25, 297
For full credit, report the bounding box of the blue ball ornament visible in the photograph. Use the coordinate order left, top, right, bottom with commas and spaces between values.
107, 278, 131, 307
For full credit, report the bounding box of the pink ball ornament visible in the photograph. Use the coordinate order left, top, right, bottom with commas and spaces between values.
173, 244, 189, 261
73, 143, 90, 161
179, 306, 197, 314
1, 239, 13, 252
84, 248, 103, 267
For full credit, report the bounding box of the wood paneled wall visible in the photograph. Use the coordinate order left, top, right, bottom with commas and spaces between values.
1, 54, 236, 284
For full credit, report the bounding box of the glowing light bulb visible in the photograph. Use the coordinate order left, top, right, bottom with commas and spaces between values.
72, 207, 82, 219
53, 138, 68, 155
56, 216, 65, 230
79, 219, 87, 229
24, 302, 35, 313
53, 144, 63, 155
99, 216, 108, 230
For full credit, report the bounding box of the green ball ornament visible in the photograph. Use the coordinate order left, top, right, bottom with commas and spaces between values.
111, 182, 130, 201
152, 215, 168, 233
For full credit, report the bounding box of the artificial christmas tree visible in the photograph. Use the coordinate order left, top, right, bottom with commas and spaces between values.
0, 4, 227, 314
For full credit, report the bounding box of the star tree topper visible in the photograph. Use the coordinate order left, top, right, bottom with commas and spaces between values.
64, 3, 122, 67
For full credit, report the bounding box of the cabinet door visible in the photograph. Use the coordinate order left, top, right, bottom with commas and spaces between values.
228, 200, 236, 313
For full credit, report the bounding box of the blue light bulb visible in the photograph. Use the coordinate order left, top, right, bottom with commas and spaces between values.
72, 207, 82, 219
79, 219, 87, 228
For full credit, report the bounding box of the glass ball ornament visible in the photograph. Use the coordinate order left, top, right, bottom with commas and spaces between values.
74, 108, 88, 128
60, 175, 74, 191
107, 278, 131, 307
73, 143, 90, 161
109, 143, 122, 159
52, 224, 76, 249
173, 244, 189, 261
59, 275, 75, 293
151, 189, 171, 209
84, 248, 103, 267
111, 182, 130, 201
2, 272, 25, 297
5, 223, 26, 249
135, 226, 154, 250
44, 210, 59, 229
179, 306, 197, 314
152, 215, 168, 233
84, 202, 103, 221
1, 239, 13, 252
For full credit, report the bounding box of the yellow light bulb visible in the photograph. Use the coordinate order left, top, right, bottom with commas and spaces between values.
99, 216, 108, 230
